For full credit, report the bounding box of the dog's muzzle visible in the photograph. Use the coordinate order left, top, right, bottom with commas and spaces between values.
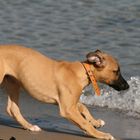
109, 74, 129, 91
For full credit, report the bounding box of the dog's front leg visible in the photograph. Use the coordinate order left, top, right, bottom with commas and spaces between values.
78, 102, 105, 128
58, 92, 114, 140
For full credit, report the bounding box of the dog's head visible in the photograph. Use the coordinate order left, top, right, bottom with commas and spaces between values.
86, 50, 129, 91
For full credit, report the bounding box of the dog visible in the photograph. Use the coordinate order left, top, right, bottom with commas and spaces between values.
0, 45, 129, 140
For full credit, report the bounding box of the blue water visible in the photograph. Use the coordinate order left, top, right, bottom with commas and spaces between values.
0, 0, 139, 139
0, 0, 139, 77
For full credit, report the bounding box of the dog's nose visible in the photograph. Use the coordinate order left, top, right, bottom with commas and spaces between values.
109, 74, 129, 91
123, 82, 129, 90
119, 75, 129, 90
125, 82, 129, 89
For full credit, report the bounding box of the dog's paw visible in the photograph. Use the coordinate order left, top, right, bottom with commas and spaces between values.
103, 133, 115, 140
93, 119, 105, 128
29, 125, 41, 132
97, 119, 105, 127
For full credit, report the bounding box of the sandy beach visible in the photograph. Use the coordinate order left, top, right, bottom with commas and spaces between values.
0, 104, 140, 140
0, 123, 118, 140
0, 124, 94, 140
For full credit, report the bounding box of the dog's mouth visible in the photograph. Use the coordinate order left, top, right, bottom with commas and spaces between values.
109, 83, 129, 91
109, 74, 129, 91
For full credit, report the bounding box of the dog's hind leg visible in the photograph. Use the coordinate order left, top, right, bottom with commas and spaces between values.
78, 102, 105, 128
5, 76, 41, 132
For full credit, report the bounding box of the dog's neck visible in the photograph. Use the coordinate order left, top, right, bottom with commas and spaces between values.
56, 61, 100, 95
80, 62, 100, 96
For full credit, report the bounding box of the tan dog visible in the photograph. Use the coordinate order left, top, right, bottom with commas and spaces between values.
0, 45, 129, 140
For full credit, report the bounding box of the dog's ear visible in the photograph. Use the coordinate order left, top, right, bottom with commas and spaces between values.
86, 50, 105, 68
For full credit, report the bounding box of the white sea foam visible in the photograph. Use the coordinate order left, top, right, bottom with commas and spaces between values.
80, 76, 140, 118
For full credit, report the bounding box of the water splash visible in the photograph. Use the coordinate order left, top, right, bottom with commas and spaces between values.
80, 76, 140, 118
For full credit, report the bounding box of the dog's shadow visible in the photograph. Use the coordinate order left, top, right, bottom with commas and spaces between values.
0, 115, 85, 137
0, 116, 20, 129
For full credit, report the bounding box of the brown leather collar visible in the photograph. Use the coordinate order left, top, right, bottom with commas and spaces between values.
82, 63, 101, 96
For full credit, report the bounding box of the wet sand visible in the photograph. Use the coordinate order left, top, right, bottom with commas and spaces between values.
0, 106, 140, 140
0, 124, 121, 140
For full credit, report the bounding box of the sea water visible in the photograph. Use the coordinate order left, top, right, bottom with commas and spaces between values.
81, 76, 140, 118
0, 0, 139, 138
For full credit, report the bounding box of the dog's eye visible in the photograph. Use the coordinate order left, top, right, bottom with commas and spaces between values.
113, 70, 117, 74
113, 69, 119, 75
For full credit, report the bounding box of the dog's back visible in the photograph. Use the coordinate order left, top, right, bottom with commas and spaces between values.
0, 45, 57, 101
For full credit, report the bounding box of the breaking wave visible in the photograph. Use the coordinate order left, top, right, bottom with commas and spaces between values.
80, 76, 140, 118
